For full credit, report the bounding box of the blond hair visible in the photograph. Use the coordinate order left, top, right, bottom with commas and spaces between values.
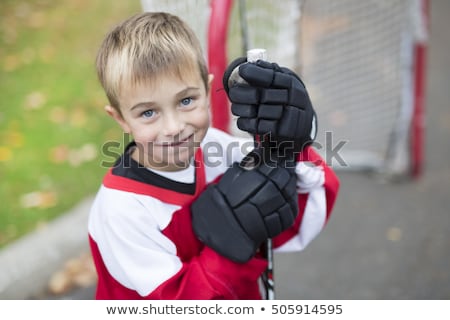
96, 12, 209, 111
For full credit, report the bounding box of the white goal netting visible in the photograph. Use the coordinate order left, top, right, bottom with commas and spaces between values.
141, 0, 428, 177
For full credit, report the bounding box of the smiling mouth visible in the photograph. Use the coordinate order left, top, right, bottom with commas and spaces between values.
158, 134, 194, 147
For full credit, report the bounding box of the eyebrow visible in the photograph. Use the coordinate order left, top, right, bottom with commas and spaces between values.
130, 86, 201, 111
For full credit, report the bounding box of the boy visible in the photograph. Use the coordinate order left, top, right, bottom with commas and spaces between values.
89, 12, 339, 299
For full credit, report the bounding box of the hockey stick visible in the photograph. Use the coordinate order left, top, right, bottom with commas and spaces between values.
236, 0, 275, 300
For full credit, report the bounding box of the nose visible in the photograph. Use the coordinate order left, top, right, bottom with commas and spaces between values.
162, 112, 185, 137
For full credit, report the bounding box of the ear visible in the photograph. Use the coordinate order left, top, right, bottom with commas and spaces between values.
104, 105, 131, 133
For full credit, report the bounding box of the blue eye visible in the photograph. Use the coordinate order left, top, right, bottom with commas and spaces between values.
181, 97, 193, 106
142, 110, 154, 118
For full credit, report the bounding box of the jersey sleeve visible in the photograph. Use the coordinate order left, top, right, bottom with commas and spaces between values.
88, 186, 267, 299
148, 242, 267, 299
89, 187, 182, 297
273, 145, 340, 251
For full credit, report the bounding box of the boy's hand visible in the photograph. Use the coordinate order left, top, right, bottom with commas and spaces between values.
223, 59, 317, 154
191, 161, 298, 263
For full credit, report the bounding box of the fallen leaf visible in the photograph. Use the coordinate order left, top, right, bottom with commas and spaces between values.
49, 107, 67, 124
73, 272, 97, 288
47, 252, 97, 295
69, 108, 87, 127
386, 227, 403, 242
14, 3, 32, 19
0, 146, 13, 162
39, 45, 55, 63
24, 91, 47, 110
28, 11, 46, 29
68, 143, 98, 167
3, 54, 21, 72
4, 130, 24, 148
49, 145, 69, 164
20, 191, 58, 209
79, 143, 98, 162
47, 270, 72, 295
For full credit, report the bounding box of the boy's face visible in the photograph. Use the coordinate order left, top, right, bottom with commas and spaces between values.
107, 72, 212, 171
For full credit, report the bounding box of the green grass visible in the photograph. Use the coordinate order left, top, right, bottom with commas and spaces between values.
0, 0, 141, 247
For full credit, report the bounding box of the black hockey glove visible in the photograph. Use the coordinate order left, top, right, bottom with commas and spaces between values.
223, 58, 317, 155
191, 158, 298, 263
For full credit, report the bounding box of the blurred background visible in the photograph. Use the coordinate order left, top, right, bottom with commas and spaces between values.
0, 0, 141, 299
0, 0, 141, 249
0, 0, 449, 299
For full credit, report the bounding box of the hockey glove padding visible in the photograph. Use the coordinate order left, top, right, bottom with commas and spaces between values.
223, 58, 317, 154
191, 160, 298, 263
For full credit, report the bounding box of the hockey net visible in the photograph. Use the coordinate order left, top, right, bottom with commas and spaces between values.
141, 0, 428, 178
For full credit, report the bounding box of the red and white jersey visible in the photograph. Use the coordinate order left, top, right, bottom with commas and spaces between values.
88, 127, 339, 299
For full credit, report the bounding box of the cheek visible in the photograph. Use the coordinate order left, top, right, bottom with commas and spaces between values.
130, 125, 159, 145
192, 106, 210, 129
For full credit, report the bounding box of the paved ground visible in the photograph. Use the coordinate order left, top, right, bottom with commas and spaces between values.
275, 0, 450, 299
15, 0, 450, 300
